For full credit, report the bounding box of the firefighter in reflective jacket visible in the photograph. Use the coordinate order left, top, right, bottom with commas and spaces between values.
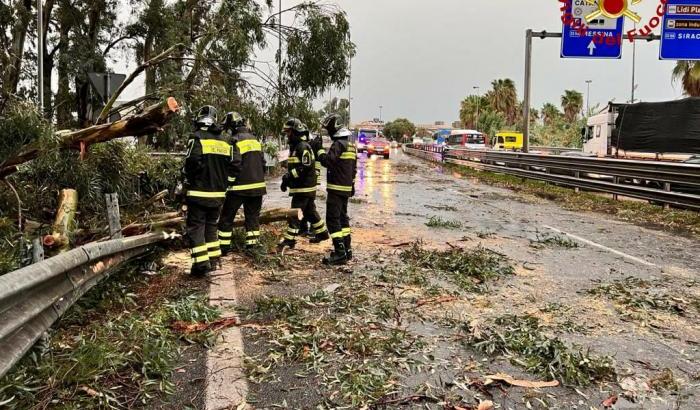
184, 106, 233, 276
298, 129, 323, 237
311, 113, 357, 265
277, 119, 330, 252
217, 112, 267, 254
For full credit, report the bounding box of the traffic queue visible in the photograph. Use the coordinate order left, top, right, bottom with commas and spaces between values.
182, 107, 357, 277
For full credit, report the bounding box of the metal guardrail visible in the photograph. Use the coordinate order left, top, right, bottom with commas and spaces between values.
529, 146, 582, 155
402, 145, 700, 210
0, 232, 172, 377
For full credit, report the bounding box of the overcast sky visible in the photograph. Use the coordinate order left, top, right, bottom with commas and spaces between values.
117, 0, 683, 125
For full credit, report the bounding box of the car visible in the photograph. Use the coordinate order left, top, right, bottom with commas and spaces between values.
367, 138, 390, 159
355, 129, 379, 153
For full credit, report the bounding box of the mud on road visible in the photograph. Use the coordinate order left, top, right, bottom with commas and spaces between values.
210, 149, 699, 409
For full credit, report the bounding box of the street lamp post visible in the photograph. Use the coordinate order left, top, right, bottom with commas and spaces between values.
379, 105, 383, 123
585, 80, 592, 117
38, 0, 44, 116
473, 86, 480, 130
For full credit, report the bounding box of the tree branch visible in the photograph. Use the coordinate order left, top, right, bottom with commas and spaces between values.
96, 43, 183, 124
102, 34, 136, 57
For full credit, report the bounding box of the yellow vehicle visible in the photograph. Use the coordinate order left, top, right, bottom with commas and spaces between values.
494, 131, 523, 151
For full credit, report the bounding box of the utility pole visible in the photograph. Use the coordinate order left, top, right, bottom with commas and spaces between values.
379, 105, 383, 123
277, 0, 283, 113
37, 0, 44, 116
473, 86, 480, 130
585, 80, 592, 116
631, 23, 637, 103
347, 56, 352, 127
522, 29, 535, 153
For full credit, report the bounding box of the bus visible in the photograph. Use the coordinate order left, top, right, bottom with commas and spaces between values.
447, 129, 487, 149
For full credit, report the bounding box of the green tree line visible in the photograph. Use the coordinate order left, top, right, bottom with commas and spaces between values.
0, 0, 355, 143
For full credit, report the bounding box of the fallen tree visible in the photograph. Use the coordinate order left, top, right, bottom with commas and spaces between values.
0, 97, 180, 178
119, 208, 301, 237
42, 189, 79, 251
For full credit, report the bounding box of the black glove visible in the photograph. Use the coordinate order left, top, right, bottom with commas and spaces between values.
311, 136, 323, 154
281, 174, 289, 192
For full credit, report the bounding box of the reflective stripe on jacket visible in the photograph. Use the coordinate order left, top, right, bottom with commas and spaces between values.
287, 141, 317, 197
318, 132, 357, 197
226, 127, 267, 197
185, 129, 233, 203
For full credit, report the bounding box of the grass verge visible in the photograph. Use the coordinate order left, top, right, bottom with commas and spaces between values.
443, 162, 700, 238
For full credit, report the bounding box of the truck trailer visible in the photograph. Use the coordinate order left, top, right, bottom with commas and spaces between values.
583, 98, 700, 161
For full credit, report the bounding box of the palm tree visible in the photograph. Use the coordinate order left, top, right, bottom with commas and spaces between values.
541, 103, 561, 126
459, 95, 481, 129
487, 79, 518, 124
672, 61, 700, 96
561, 90, 583, 122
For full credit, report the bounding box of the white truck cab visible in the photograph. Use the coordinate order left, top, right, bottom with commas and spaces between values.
582, 111, 615, 157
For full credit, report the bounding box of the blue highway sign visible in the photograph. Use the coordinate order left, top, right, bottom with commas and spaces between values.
661, 0, 700, 60
561, 0, 624, 59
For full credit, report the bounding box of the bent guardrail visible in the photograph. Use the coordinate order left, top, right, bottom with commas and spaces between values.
0, 232, 173, 378
402, 145, 700, 210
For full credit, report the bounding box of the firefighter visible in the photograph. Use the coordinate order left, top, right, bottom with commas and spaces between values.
277, 118, 329, 252
184, 106, 232, 276
217, 112, 267, 254
298, 129, 323, 237
311, 113, 357, 265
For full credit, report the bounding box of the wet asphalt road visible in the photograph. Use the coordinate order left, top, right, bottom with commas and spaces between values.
241, 148, 699, 409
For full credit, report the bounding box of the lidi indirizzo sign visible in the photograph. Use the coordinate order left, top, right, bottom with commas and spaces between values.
560, 0, 668, 43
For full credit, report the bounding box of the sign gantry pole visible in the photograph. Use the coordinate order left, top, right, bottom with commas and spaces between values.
522, 31, 561, 154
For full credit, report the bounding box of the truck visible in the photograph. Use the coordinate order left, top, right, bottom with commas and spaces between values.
583, 98, 700, 161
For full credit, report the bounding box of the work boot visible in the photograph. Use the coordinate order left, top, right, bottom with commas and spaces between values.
190, 262, 211, 277
344, 235, 353, 261
309, 230, 330, 244
322, 239, 348, 266
299, 221, 311, 237
276, 238, 296, 253
209, 258, 223, 272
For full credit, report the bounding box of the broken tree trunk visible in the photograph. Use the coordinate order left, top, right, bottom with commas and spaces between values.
121, 217, 185, 237
233, 208, 300, 227
144, 189, 169, 208
43, 189, 78, 252
60, 97, 180, 148
0, 97, 180, 177
149, 211, 181, 222
119, 208, 301, 237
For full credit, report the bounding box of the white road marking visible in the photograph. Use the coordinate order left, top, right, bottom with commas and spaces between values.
206, 266, 249, 409
543, 225, 657, 268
